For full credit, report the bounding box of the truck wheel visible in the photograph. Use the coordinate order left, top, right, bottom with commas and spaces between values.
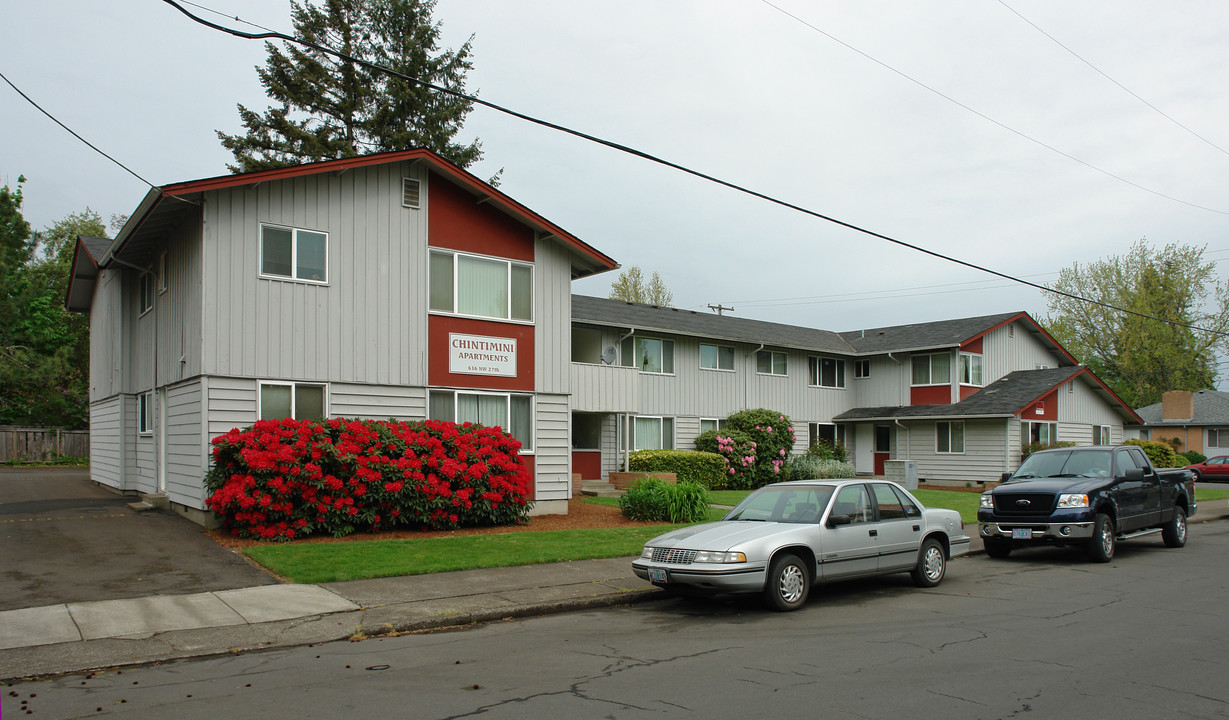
1162, 506, 1187, 548
911, 538, 946, 587
1087, 513, 1115, 563
763, 553, 810, 612
984, 539, 1012, 559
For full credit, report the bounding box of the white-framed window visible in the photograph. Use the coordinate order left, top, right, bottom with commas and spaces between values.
700, 418, 727, 434
936, 421, 964, 453
260, 224, 328, 283
911, 352, 951, 386
259, 382, 328, 421
699, 343, 734, 371
1023, 421, 1058, 446
808, 356, 846, 388
1209, 428, 1227, 447
429, 389, 533, 451
630, 416, 673, 451
959, 352, 983, 386
139, 272, 154, 316
809, 422, 845, 449
137, 391, 154, 436
158, 251, 167, 294
429, 249, 533, 322
1095, 425, 1111, 445
621, 336, 674, 374
757, 350, 787, 376
855, 359, 871, 379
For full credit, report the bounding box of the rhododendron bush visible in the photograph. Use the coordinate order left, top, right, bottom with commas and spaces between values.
204, 417, 533, 540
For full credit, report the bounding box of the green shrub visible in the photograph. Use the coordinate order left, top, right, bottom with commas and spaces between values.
1021, 440, 1077, 459
1179, 451, 1206, 465
806, 438, 848, 462
694, 428, 759, 490
617, 479, 711, 523
629, 449, 726, 488
1125, 438, 1181, 468
785, 455, 856, 480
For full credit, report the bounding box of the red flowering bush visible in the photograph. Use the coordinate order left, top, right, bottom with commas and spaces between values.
204, 417, 533, 540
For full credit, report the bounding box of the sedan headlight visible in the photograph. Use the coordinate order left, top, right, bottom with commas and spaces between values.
692, 551, 747, 564
980, 494, 994, 509
1057, 493, 1090, 508
641, 546, 654, 559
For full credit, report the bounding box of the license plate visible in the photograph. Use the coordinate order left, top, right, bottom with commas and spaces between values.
647, 568, 668, 583
1011, 528, 1033, 540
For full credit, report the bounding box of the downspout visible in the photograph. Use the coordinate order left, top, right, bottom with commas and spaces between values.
894, 419, 909, 460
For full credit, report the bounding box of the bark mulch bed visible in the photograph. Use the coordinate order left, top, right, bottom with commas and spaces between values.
207, 497, 661, 551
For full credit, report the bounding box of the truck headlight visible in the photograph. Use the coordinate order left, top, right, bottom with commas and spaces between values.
693, 551, 747, 564
980, 494, 994, 509
1057, 493, 1089, 508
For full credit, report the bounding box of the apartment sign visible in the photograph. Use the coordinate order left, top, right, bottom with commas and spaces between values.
449, 333, 517, 377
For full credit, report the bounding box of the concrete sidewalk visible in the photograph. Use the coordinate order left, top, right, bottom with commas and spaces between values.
3, 498, 1225, 682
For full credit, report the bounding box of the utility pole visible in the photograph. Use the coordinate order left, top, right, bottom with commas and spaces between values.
708, 304, 734, 316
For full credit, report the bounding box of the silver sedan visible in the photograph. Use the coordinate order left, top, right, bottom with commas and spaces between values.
632, 479, 970, 611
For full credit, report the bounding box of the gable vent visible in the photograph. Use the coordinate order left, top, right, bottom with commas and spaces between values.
402, 178, 421, 208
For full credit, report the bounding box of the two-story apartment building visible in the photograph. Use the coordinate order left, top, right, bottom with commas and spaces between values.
67, 149, 616, 519
570, 297, 1141, 485
68, 148, 1141, 522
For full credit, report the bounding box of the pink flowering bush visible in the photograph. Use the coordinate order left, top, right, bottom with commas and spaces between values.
204, 417, 532, 541
693, 409, 796, 490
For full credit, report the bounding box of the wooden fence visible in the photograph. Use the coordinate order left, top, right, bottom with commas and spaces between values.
0, 426, 90, 463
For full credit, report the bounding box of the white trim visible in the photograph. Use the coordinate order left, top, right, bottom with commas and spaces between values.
755, 350, 788, 377
699, 343, 735, 371
428, 248, 534, 323
935, 420, 965, 454
257, 380, 330, 421
137, 391, 154, 436
259, 223, 329, 285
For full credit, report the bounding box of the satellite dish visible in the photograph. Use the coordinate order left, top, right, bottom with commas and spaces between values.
600, 345, 617, 365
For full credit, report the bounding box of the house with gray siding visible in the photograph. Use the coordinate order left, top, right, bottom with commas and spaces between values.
570, 297, 1141, 485
67, 149, 617, 520
1129, 389, 1229, 456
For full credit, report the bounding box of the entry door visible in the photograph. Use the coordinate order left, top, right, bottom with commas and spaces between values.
855, 425, 874, 474
821, 484, 879, 579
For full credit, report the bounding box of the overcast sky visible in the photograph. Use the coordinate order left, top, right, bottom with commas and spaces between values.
3, 0, 1227, 387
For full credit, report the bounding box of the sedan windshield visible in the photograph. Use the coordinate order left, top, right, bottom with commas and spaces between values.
1014, 449, 1112, 479
725, 486, 835, 523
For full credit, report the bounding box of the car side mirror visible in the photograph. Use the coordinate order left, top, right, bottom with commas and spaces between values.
1000, 472, 1013, 483
1122, 467, 1144, 482
827, 514, 851, 527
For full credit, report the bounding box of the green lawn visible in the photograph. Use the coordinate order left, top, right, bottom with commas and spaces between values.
1196, 487, 1229, 501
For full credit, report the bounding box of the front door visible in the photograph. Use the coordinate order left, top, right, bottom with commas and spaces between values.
855, 425, 874, 474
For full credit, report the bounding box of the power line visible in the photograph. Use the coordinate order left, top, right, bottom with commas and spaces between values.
997, 0, 1229, 159
758, 0, 1229, 217
156, 0, 1229, 339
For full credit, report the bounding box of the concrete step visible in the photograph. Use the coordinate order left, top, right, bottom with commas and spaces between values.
580, 480, 621, 498
126, 501, 155, 512
127, 492, 169, 512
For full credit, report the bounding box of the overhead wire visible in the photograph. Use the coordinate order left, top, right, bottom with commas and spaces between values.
758, 0, 1229, 217
95, 0, 1209, 339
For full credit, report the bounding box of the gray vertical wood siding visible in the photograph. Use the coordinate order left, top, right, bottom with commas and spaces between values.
165, 379, 205, 506
89, 270, 124, 401
89, 396, 123, 489
535, 394, 570, 501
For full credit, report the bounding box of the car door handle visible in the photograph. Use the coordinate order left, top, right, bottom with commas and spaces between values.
913, 525, 920, 532
868, 529, 878, 537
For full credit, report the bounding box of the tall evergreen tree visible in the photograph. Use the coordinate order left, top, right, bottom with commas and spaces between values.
1044, 239, 1229, 408
218, 0, 482, 173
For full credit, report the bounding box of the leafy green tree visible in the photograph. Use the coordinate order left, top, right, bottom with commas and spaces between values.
217, 0, 483, 173
0, 181, 104, 428
1044, 239, 1229, 408
608, 266, 674, 307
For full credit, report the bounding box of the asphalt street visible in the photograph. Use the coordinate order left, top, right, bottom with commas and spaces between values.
7, 519, 1227, 720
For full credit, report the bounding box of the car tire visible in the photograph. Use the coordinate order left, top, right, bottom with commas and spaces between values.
1162, 506, 1188, 548
911, 538, 946, 588
763, 553, 811, 612
1087, 513, 1115, 563
984, 539, 1012, 559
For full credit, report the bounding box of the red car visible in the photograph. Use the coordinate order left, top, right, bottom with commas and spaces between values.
1185, 456, 1229, 482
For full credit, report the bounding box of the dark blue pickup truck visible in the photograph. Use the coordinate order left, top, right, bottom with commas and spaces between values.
978, 445, 1196, 562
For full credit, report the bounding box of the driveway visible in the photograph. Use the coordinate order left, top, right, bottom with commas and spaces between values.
0, 467, 278, 612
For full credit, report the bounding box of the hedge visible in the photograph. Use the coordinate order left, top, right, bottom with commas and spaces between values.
629, 449, 726, 488
204, 417, 533, 540
1125, 438, 1181, 468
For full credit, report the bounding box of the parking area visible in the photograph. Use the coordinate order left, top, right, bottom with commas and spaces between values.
0, 467, 278, 612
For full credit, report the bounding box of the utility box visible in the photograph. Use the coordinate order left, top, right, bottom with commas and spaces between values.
884, 460, 919, 489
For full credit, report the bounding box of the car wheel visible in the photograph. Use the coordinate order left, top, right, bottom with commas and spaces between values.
984, 539, 1012, 559
1162, 506, 1188, 548
763, 553, 810, 612
1087, 513, 1115, 563
911, 538, 946, 588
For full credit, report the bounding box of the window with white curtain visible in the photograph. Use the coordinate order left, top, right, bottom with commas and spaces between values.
632, 416, 674, 451
912, 352, 951, 385
428, 250, 533, 322
428, 389, 533, 451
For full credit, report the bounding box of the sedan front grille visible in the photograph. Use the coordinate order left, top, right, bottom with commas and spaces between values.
994, 492, 1057, 515
649, 548, 697, 565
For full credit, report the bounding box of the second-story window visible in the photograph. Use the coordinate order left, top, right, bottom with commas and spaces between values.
809, 356, 846, 388
429, 250, 533, 322
959, 352, 983, 386
139, 272, 154, 316
261, 225, 327, 283
757, 350, 787, 376
912, 352, 951, 386
699, 343, 734, 371
621, 336, 674, 374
